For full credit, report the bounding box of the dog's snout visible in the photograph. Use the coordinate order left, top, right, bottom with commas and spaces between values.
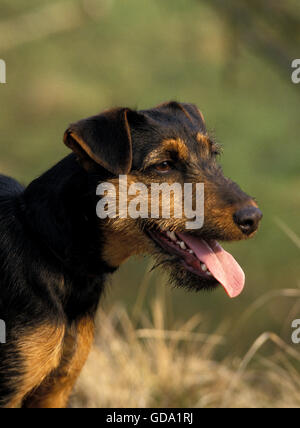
233, 206, 263, 235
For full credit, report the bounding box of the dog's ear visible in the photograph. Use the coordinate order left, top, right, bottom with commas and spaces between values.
156, 101, 206, 132
64, 108, 135, 175
179, 103, 206, 131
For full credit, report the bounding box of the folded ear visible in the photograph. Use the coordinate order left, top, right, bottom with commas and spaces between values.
180, 103, 206, 131
156, 101, 206, 132
64, 108, 134, 175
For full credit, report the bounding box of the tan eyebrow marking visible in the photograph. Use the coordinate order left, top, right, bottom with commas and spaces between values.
143, 138, 189, 167
162, 138, 189, 160
196, 133, 212, 158
196, 132, 209, 144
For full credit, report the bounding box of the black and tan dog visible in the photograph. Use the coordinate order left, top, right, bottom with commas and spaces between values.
0, 102, 262, 408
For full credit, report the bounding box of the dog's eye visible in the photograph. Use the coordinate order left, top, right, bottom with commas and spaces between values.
154, 161, 174, 173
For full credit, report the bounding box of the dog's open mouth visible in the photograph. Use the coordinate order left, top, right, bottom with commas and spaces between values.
147, 228, 245, 298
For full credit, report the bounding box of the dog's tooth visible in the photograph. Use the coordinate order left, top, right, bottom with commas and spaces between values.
188, 250, 194, 255
169, 231, 177, 242
207, 271, 212, 276
180, 241, 186, 250
201, 263, 208, 272
166, 231, 172, 239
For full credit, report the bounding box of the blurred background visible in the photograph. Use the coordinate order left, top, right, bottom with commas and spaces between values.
1, 0, 300, 407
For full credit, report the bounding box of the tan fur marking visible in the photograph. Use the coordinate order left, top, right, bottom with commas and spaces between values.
23, 317, 94, 408
205, 191, 260, 241
6, 324, 65, 408
162, 139, 189, 160
102, 226, 152, 267
196, 132, 208, 145
100, 175, 154, 267
143, 139, 189, 168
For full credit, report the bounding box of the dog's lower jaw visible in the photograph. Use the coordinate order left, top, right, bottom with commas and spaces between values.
100, 223, 221, 294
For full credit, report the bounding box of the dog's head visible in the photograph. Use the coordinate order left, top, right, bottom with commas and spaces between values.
64, 102, 262, 298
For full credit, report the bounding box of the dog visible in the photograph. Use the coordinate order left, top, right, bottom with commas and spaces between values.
0, 101, 262, 408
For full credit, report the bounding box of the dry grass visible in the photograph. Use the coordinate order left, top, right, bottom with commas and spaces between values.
70, 288, 300, 408
70, 222, 300, 408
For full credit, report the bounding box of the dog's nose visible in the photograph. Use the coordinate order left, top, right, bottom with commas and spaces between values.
233, 206, 263, 235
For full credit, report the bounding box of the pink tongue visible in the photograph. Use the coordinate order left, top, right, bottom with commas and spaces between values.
178, 234, 245, 298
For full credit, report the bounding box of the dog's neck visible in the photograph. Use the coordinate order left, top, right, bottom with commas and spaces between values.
22, 155, 107, 271
17, 155, 117, 319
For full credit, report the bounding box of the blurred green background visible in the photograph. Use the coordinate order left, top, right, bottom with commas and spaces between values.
0, 0, 300, 352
